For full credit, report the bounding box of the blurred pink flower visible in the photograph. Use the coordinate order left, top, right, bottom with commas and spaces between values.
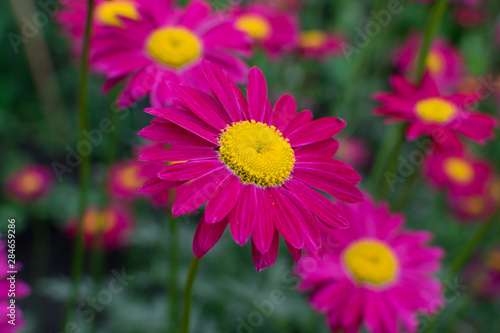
335, 136, 370, 170
91, 0, 251, 107
465, 247, 500, 299
296, 196, 444, 333
6, 165, 53, 202
297, 30, 345, 60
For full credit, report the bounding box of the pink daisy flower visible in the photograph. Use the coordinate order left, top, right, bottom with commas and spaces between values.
296, 196, 444, 333
394, 34, 465, 92
6, 165, 53, 202
297, 30, 344, 60
56, 0, 141, 55
232, 2, 298, 57
91, 0, 251, 108
424, 151, 493, 196
138, 61, 363, 270
65, 206, 134, 249
374, 73, 497, 151
0, 232, 30, 332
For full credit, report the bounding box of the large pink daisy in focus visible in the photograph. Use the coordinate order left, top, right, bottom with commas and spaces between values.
394, 34, 465, 92
296, 196, 444, 333
91, 0, 251, 108
232, 2, 298, 57
374, 73, 497, 151
138, 61, 363, 270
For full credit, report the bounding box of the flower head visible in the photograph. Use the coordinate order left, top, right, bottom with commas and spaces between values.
6, 165, 52, 202
374, 73, 497, 151
297, 30, 344, 60
296, 196, 444, 333
447, 177, 499, 221
138, 61, 363, 270
232, 3, 298, 57
465, 247, 500, 299
91, 0, 251, 108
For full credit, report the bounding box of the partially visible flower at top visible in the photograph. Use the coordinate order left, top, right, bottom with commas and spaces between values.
232, 2, 298, 57
138, 61, 363, 271
394, 34, 465, 92
373, 73, 497, 151
0, 232, 30, 332
91, 0, 251, 108
65, 206, 134, 249
465, 247, 500, 299
451, 5, 487, 28
424, 151, 493, 196
334, 136, 370, 171
297, 30, 344, 60
6, 165, 53, 202
296, 196, 444, 333
56, 0, 141, 56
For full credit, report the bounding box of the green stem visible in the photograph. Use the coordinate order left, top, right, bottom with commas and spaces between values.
393, 169, 419, 211
179, 257, 202, 333
169, 216, 179, 331
61, 0, 95, 328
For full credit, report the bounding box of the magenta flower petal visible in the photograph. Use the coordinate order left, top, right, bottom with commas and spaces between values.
267, 188, 304, 249
139, 178, 182, 194
251, 189, 275, 253
229, 185, 257, 246
287, 118, 346, 147
139, 147, 217, 162
286, 241, 302, 262
294, 138, 339, 157
270, 94, 297, 132
205, 174, 241, 224
139, 123, 217, 147
283, 110, 313, 137
247, 67, 268, 122
158, 160, 223, 181
193, 215, 229, 258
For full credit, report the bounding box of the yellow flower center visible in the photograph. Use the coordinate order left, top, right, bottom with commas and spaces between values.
95, 0, 139, 27
218, 120, 295, 188
464, 195, 485, 216
343, 239, 398, 286
299, 30, 328, 49
426, 51, 445, 75
443, 157, 474, 184
83, 210, 117, 235
235, 14, 271, 40
415, 98, 457, 124
18, 172, 43, 195
146, 27, 202, 69
118, 165, 146, 190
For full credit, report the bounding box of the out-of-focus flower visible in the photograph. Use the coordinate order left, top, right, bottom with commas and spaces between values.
424, 151, 493, 196
56, 0, 141, 55
374, 73, 497, 151
139, 61, 363, 270
394, 34, 465, 92
0, 232, 30, 332
296, 196, 444, 333
451, 5, 487, 28
6, 165, 53, 202
232, 2, 298, 57
297, 30, 344, 60
65, 206, 133, 249
335, 136, 370, 170
465, 247, 500, 299
448, 192, 497, 221
91, 0, 251, 108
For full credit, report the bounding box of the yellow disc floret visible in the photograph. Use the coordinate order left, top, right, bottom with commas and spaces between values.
235, 14, 271, 40
218, 120, 295, 188
415, 97, 457, 124
146, 27, 202, 69
83, 209, 117, 234
119, 165, 145, 190
95, 0, 139, 27
426, 51, 445, 75
299, 30, 328, 49
444, 157, 474, 184
18, 172, 43, 195
343, 239, 398, 286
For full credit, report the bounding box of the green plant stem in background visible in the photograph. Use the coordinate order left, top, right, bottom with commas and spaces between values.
61, 0, 95, 329
394, 170, 419, 211
179, 256, 202, 333
169, 216, 180, 331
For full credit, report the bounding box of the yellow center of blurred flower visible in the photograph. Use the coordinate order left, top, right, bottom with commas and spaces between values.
18, 171, 43, 195
489, 179, 500, 204
486, 250, 500, 272
443, 157, 474, 184
119, 165, 145, 190
218, 120, 295, 188
146, 27, 202, 69
299, 30, 328, 49
235, 14, 271, 40
464, 195, 485, 216
343, 239, 398, 286
426, 51, 445, 75
415, 98, 457, 124
83, 210, 117, 234
95, 0, 139, 27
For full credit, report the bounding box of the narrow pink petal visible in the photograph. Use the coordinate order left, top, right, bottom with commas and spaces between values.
287, 118, 346, 147
138, 123, 217, 147
286, 241, 302, 262
251, 241, 267, 271
310, 279, 351, 311
270, 94, 297, 132
262, 229, 279, 267
294, 138, 339, 157
178, 0, 210, 29
139, 147, 218, 162
283, 110, 313, 136
158, 160, 223, 181
205, 174, 241, 224
247, 67, 268, 122
295, 159, 361, 185
229, 184, 257, 246
267, 188, 304, 249
251, 188, 275, 253
193, 215, 229, 258
139, 178, 183, 194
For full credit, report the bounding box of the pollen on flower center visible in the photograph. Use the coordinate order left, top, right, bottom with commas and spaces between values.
299, 30, 327, 49
18, 172, 43, 195
119, 165, 145, 190
235, 14, 271, 40
343, 239, 398, 286
415, 97, 457, 124
444, 157, 474, 184
95, 1, 139, 27
146, 27, 202, 69
218, 120, 295, 188
84, 210, 116, 234
426, 51, 445, 75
